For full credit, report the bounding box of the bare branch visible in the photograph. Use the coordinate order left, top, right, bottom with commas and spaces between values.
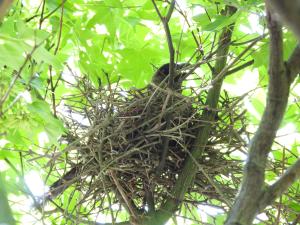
151, 0, 175, 88
225, 60, 254, 76
211, 36, 263, 85
259, 158, 300, 211
110, 171, 140, 220
49, 1, 65, 117
165, 0, 175, 23
151, 0, 177, 176
225, 5, 299, 224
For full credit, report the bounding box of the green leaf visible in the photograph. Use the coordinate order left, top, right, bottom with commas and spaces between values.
44, 118, 66, 143
0, 149, 15, 159
252, 43, 269, 68
289, 202, 300, 212
0, 37, 28, 69
33, 47, 63, 69
202, 13, 240, 31
251, 98, 265, 117
0, 172, 16, 225
27, 100, 53, 119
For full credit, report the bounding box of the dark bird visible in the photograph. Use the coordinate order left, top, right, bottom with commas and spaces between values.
150, 62, 191, 174
151, 62, 190, 91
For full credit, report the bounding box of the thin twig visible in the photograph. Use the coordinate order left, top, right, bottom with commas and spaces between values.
211, 35, 263, 86
39, 0, 46, 29
48, 1, 65, 117
151, 0, 175, 88
0, 42, 43, 114
110, 171, 140, 220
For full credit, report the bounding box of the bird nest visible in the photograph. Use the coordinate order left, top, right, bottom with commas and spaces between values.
45, 76, 248, 217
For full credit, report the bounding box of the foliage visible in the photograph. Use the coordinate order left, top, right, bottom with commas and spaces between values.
0, 0, 299, 225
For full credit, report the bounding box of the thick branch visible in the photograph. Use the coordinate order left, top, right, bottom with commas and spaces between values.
266, 0, 300, 41
225, 6, 296, 225
0, 0, 13, 20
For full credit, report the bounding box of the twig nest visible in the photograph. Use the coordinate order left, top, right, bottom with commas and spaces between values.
48, 77, 247, 213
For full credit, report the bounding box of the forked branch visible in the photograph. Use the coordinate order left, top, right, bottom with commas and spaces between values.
225, 4, 300, 225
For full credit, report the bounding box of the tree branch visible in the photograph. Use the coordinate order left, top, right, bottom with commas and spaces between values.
225, 4, 300, 224
225, 60, 254, 76
151, 0, 176, 175
110, 171, 140, 221
0, 42, 44, 115
0, 0, 13, 20
266, 0, 300, 41
142, 5, 237, 225
286, 45, 300, 81
211, 37, 261, 85
259, 158, 300, 211
151, 0, 175, 88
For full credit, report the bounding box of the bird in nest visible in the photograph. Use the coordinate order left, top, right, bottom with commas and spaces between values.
151, 62, 190, 91
42, 62, 191, 203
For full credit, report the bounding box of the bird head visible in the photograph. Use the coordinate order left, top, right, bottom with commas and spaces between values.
151, 63, 190, 91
